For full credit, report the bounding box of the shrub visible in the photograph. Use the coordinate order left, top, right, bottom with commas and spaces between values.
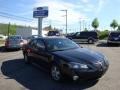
98, 30, 109, 40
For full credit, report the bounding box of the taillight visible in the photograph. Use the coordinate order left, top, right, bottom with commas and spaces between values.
20, 40, 23, 43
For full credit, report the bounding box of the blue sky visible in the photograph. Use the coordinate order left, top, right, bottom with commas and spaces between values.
0, 0, 120, 33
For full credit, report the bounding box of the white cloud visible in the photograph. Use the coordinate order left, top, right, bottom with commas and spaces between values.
81, 0, 89, 3
96, 0, 108, 14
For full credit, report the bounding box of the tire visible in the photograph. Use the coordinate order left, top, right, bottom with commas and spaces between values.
51, 65, 63, 81
88, 39, 94, 44
24, 53, 30, 64
107, 42, 111, 46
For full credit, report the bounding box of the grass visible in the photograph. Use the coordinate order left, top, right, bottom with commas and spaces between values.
0, 39, 5, 45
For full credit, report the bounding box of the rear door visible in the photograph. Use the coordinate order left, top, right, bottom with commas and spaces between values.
35, 39, 51, 67
27, 39, 38, 62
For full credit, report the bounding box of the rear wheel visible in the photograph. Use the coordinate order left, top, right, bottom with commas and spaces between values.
88, 39, 94, 44
51, 65, 63, 81
24, 53, 30, 64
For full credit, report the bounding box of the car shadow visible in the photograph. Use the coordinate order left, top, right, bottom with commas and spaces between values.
1, 59, 98, 90
0, 46, 20, 53
97, 43, 120, 47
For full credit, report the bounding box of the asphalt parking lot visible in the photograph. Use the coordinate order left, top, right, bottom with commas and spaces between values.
0, 42, 120, 90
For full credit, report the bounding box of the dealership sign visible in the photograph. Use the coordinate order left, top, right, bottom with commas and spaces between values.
33, 6, 48, 18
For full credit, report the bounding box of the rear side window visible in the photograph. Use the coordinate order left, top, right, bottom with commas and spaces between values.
80, 32, 97, 37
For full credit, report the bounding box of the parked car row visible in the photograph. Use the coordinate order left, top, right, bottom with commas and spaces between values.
66, 31, 98, 44
4, 31, 120, 50
67, 31, 120, 45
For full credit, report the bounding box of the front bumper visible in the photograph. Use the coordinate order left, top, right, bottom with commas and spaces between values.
63, 64, 108, 80
71, 69, 107, 80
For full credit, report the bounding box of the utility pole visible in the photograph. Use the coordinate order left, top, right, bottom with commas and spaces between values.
8, 22, 10, 37
60, 9, 68, 35
79, 20, 82, 32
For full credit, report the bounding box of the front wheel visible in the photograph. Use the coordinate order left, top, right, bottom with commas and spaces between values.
51, 65, 63, 81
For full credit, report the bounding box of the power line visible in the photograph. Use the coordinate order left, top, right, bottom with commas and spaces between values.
0, 11, 34, 22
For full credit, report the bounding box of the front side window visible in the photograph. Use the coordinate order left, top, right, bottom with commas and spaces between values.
29, 39, 37, 48
36, 39, 45, 49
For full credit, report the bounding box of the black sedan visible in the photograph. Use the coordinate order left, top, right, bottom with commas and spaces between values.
22, 37, 109, 81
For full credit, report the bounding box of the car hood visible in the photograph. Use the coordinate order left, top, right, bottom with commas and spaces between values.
52, 47, 105, 64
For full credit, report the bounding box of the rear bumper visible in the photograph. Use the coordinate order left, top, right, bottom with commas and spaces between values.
5, 45, 22, 49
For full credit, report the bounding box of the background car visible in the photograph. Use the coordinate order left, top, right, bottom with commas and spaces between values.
47, 30, 61, 36
107, 32, 120, 45
22, 37, 109, 81
5, 35, 24, 50
67, 31, 99, 44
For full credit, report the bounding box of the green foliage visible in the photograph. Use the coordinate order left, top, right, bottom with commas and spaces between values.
92, 18, 99, 30
43, 25, 52, 31
117, 25, 120, 31
9, 24, 16, 35
84, 28, 88, 31
0, 23, 8, 35
98, 30, 109, 40
0, 23, 16, 35
43, 25, 60, 31
110, 19, 118, 30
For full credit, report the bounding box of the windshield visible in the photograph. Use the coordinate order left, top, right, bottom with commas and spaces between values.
110, 32, 120, 37
9, 36, 22, 40
45, 38, 79, 51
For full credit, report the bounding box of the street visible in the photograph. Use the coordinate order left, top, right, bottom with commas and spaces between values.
0, 42, 120, 90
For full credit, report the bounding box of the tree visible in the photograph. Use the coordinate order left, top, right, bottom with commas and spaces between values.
117, 25, 120, 31
92, 18, 99, 31
84, 28, 88, 31
43, 25, 52, 31
110, 19, 118, 31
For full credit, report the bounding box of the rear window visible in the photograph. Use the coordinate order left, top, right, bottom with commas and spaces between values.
9, 36, 22, 40
110, 32, 120, 37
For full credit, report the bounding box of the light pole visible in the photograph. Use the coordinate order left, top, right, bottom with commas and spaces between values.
79, 18, 82, 32
60, 9, 67, 35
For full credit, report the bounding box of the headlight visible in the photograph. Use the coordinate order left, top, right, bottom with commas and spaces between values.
68, 62, 88, 69
104, 56, 109, 65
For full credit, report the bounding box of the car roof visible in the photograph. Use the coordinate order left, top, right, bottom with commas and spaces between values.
9, 35, 22, 37
37, 36, 66, 40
